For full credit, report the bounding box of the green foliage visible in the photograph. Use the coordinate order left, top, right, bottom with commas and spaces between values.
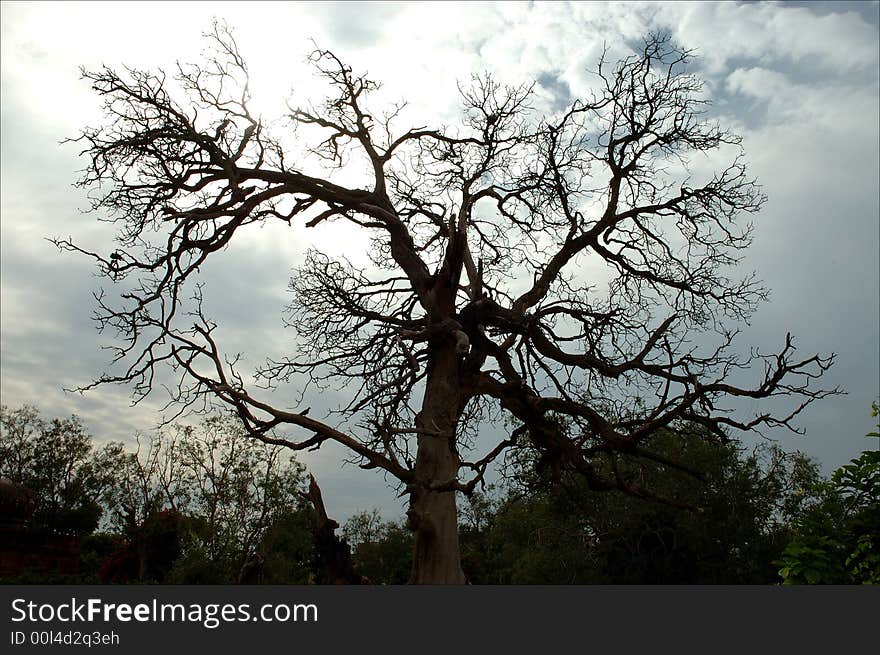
106, 415, 309, 583
462, 427, 823, 584
7, 402, 875, 585
77, 533, 117, 582
343, 510, 413, 584
99, 509, 186, 583
777, 404, 880, 585
1, 406, 315, 584
0, 405, 116, 535
258, 506, 318, 584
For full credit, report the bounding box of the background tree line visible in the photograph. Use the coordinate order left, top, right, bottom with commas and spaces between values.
0, 406, 315, 584
1, 403, 876, 584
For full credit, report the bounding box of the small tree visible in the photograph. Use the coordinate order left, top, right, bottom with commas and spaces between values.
477, 427, 823, 584
58, 26, 836, 582
172, 416, 307, 581
101, 415, 306, 582
777, 404, 880, 584
344, 510, 413, 584
0, 405, 115, 535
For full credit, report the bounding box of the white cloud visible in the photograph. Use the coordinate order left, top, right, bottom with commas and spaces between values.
659, 1, 879, 74
1, 1, 877, 519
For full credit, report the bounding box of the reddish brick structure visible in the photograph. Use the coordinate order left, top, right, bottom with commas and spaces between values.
0, 478, 81, 578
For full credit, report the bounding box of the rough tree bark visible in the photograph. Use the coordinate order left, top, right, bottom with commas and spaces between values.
409, 342, 467, 584
58, 25, 837, 583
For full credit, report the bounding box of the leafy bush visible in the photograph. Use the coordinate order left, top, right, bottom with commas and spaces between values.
777, 404, 879, 584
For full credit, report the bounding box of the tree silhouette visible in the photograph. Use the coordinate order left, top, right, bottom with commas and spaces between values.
57, 25, 837, 582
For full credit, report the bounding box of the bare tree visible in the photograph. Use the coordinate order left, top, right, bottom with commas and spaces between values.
57, 26, 837, 583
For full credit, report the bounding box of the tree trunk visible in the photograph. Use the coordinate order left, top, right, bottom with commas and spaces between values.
301, 474, 366, 584
407, 344, 466, 584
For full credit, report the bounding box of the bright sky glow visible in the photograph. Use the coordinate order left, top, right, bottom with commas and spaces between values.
2, 1, 878, 519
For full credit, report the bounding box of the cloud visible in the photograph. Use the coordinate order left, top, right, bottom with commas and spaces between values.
722, 62, 879, 467
1, 2, 878, 522
658, 1, 879, 74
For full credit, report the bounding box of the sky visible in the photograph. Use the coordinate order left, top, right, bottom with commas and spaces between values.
1, 1, 878, 521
